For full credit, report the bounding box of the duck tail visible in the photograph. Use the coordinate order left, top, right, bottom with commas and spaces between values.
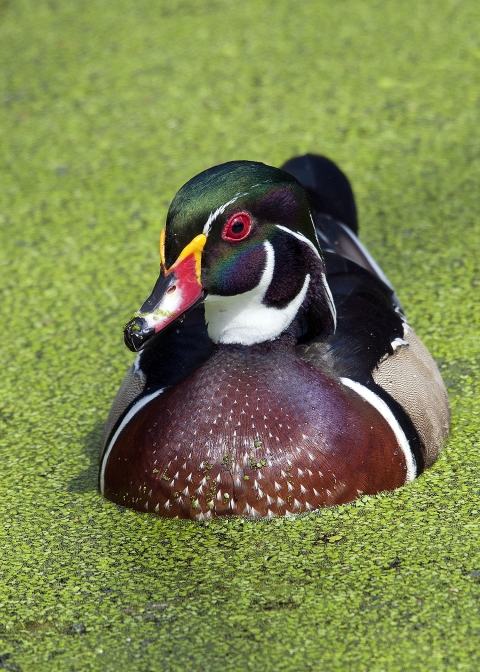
281, 154, 396, 296
280, 153, 358, 234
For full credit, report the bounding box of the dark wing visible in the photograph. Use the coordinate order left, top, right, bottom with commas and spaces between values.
298, 252, 404, 383
281, 152, 405, 374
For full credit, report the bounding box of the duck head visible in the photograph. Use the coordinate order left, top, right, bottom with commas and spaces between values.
124, 161, 336, 351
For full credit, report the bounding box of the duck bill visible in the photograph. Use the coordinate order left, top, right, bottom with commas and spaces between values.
124, 233, 207, 352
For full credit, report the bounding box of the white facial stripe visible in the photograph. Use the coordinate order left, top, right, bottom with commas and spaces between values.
202, 181, 274, 237
99, 387, 166, 493
276, 224, 321, 259
340, 377, 416, 483
203, 197, 240, 236
204, 241, 310, 345
337, 222, 394, 291
275, 224, 337, 330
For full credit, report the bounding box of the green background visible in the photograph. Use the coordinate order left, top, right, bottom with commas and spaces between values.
1, 0, 479, 670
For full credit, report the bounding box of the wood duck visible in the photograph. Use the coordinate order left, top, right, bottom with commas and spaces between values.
100, 155, 450, 519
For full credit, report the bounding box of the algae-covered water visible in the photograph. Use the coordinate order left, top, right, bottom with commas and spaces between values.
1, 1, 479, 670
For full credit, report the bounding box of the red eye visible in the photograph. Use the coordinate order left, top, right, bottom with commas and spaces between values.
221, 212, 252, 242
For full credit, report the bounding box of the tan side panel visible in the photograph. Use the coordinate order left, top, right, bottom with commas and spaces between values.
101, 364, 147, 452
373, 324, 450, 468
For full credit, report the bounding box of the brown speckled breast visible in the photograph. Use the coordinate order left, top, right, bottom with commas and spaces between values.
102, 337, 408, 519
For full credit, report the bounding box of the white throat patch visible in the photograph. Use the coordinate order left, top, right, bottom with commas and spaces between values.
204, 241, 310, 345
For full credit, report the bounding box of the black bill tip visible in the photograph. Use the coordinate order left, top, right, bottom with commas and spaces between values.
124, 317, 155, 352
